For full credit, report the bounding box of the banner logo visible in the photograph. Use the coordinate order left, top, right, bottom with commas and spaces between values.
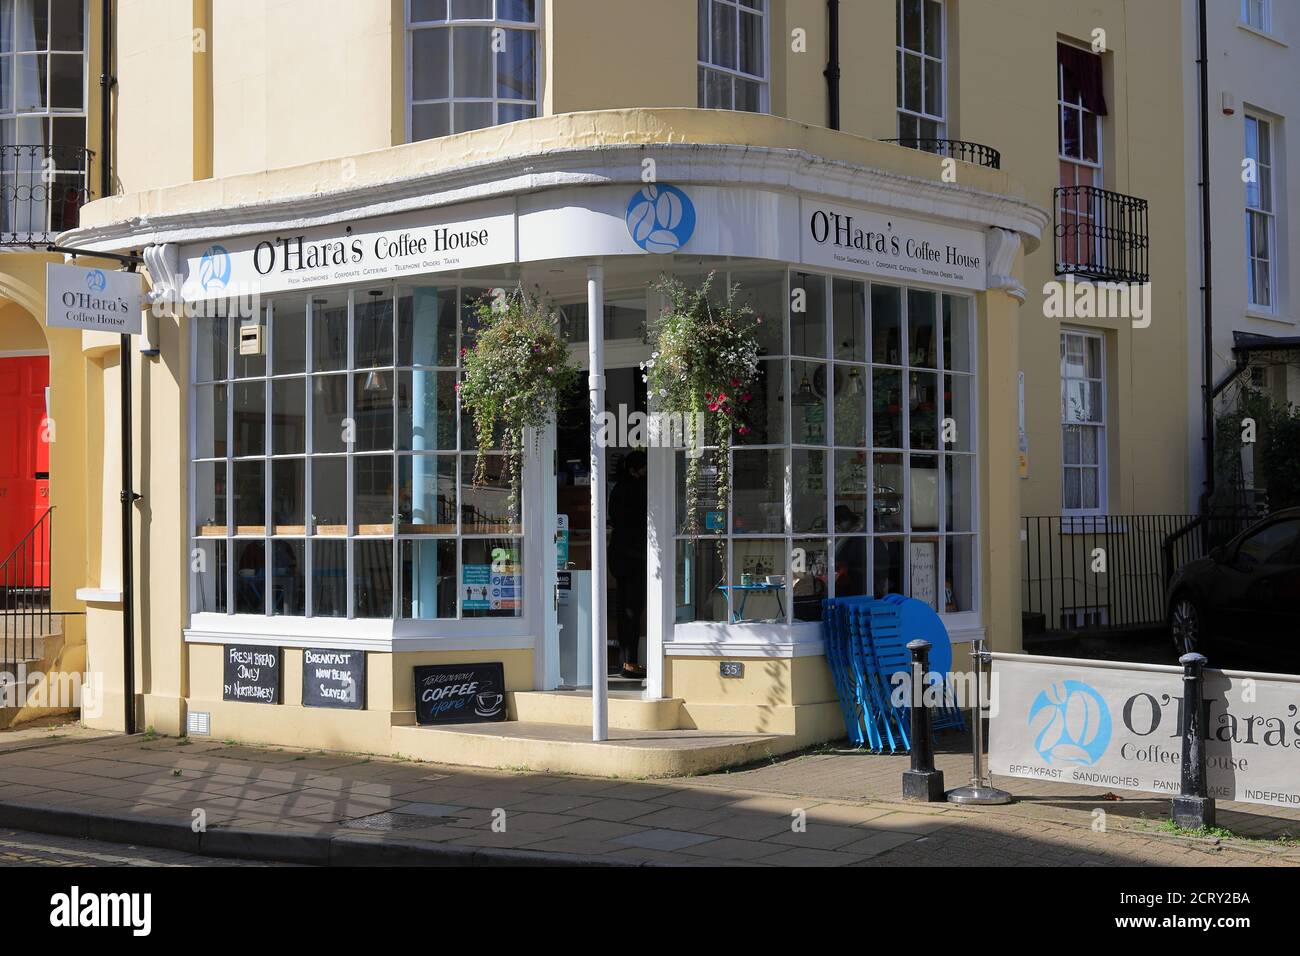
85, 269, 107, 293
1028, 679, 1112, 766
626, 184, 695, 252
198, 244, 232, 292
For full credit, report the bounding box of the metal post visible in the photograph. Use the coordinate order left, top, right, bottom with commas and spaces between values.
901, 639, 945, 802
120, 329, 135, 735
587, 264, 608, 742
1172, 652, 1215, 829
947, 637, 1012, 805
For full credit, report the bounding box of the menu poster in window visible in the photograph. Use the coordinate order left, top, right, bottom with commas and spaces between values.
909, 541, 939, 611
461, 547, 521, 612
223, 645, 281, 704
414, 662, 507, 725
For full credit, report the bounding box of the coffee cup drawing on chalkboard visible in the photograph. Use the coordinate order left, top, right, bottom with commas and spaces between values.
474, 692, 504, 718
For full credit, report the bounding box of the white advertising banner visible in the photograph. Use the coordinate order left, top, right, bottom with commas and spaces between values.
45, 262, 143, 335
988, 653, 1300, 810
800, 199, 987, 290
177, 198, 517, 301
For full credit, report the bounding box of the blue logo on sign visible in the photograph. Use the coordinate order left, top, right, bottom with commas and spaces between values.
198, 244, 232, 292
86, 269, 107, 292
1027, 680, 1112, 766
625, 184, 696, 252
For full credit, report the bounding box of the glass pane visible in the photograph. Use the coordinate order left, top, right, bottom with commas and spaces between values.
451, 0, 491, 16
354, 290, 394, 368
232, 381, 265, 457
399, 454, 457, 533
907, 538, 939, 608
462, 453, 520, 533
833, 535, 868, 599
233, 313, 267, 379
832, 364, 867, 447
944, 374, 972, 452
909, 370, 939, 449
903, 0, 921, 50
945, 454, 974, 532
194, 461, 227, 535
911, 454, 939, 531
701, 66, 729, 108
734, 78, 762, 112
48, 52, 80, 109
353, 539, 393, 618
312, 540, 347, 617
460, 537, 523, 618
497, 28, 535, 100
1081, 467, 1099, 510
739, 9, 763, 76
832, 278, 865, 362
1063, 467, 1081, 511
942, 295, 972, 371
736, 357, 783, 447
451, 26, 492, 98
872, 368, 902, 448
311, 456, 348, 535
1063, 424, 1081, 464
312, 292, 349, 372
272, 297, 307, 375
410, 0, 448, 22
271, 458, 305, 534
907, 289, 937, 367
398, 287, 457, 367
192, 539, 227, 614
1080, 425, 1099, 465
401, 538, 457, 619
923, 0, 941, 57
194, 384, 227, 459
923, 56, 941, 118
792, 449, 827, 533
731, 538, 786, 622
14, 54, 45, 110
411, 102, 450, 141
411, 27, 449, 100
675, 539, 727, 623
1063, 379, 1102, 424
50, 0, 84, 50
873, 537, 903, 598
270, 540, 305, 616
233, 460, 265, 533
498, 0, 536, 23
791, 361, 827, 445
353, 370, 394, 452
903, 52, 922, 113
271, 378, 306, 455
732, 449, 784, 534
711, 0, 736, 69
312, 374, 348, 453
871, 284, 902, 363
834, 450, 869, 530
675, 452, 724, 535
792, 538, 830, 620
195, 315, 228, 381
497, 101, 536, 124
398, 369, 457, 451
789, 272, 826, 357
453, 100, 493, 134
873, 453, 903, 533
733, 270, 785, 356
234, 540, 265, 615
354, 455, 395, 534
945, 535, 975, 611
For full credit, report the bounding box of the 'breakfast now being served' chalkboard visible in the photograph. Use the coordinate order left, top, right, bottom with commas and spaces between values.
414, 663, 507, 725
302, 648, 366, 710
223, 645, 281, 704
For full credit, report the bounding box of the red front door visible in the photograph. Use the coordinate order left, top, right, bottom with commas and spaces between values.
0, 355, 51, 586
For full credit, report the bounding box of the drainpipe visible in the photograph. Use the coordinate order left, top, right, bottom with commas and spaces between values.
1196, 0, 1214, 520
99, 0, 112, 199
823, 0, 840, 130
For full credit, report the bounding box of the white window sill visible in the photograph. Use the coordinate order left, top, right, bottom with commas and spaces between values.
184, 612, 533, 652
1236, 21, 1287, 47
1058, 515, 1126, 534
1244, 307, 1292, 326
76, 587, 122, 605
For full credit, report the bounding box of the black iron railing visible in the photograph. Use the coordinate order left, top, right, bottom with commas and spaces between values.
882, 138, 1002, 169
1053, 184, 1150, 283
1, 506, 53, 666
0, 145, 94, 246
1021, 513, 1240, 635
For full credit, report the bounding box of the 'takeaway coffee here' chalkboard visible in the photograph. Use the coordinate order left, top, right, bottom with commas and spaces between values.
414, 663, 507, 725
223, 645, 281, 704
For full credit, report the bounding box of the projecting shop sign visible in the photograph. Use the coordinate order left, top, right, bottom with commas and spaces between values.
45, 262, 143, 335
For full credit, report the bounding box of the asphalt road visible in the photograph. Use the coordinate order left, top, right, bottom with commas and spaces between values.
0, 829, 285, 867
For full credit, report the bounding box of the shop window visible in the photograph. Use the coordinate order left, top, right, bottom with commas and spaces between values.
674, 271, 978, 625
1060, 329, 1107, 515
407, 0, 538, 142
190, 286, 524, 622
895, 0, 945, 141
1245, 113, 1276, 311
697, 0, 768, 112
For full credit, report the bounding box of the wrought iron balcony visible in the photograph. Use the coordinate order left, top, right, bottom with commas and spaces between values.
1053, 184, 1150, 284
0, 145, 94, 247
881, 137, 1001, 169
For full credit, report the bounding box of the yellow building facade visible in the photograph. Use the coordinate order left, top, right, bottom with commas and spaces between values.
27, 0, 1193, 772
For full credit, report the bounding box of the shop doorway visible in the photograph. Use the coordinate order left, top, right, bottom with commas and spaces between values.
552, 367, 648, 689
0, 355, 51, 590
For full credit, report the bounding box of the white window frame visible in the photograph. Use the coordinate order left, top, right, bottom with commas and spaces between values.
1060, 328, 1107, 517
1241, 0, 1272, 33
895, 0, 946, 141
1245, 112, 1276, 312
1056, 41, 1105, 275
697, 0, 770, 113
404, 0, 541, 143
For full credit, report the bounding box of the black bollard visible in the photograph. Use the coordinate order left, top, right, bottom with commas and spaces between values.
1171, 652, 1216, 830
901, 639, 945, 802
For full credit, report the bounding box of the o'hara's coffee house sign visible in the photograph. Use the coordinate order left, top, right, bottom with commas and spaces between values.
988, 654, 1300, 810
45, 262, 143, 335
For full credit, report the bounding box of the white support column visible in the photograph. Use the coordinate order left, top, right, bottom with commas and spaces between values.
587, 264, 609, 741
644, 412, 672, 701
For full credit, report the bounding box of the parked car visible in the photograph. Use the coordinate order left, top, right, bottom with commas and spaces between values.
1165, 508, 1300, 658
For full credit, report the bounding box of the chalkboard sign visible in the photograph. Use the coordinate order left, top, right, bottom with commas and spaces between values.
414, 662, 507, 725
223, 645, 281, 704
302, 648, 366, 710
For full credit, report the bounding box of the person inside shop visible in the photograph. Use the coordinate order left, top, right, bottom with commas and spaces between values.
609, 449, 648, 679
833, 504, 868, 598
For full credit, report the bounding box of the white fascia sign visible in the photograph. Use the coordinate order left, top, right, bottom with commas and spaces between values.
45, 262, 143, 335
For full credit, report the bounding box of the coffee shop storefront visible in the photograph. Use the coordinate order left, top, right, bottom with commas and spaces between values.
64, 115, 1046, 773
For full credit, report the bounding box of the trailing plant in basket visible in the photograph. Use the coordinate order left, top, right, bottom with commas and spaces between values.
457, 287, 579, 518
643, 273, 761, 553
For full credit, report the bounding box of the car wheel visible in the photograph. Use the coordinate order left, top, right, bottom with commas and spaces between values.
1169, 594, 1202, 658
